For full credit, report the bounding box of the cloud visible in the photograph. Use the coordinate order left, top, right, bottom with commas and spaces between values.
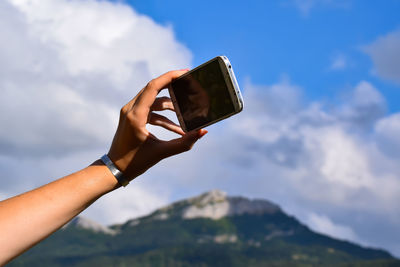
336, 81, 386, 129
0, 0, 191, 220
375, 113, 400, 158
85, 180, 170, 224
231, 80, 395, 198
363, 29, 400, 84
0, 0, 191, 158
306, 213, 359, 242
330, 53, 347, 70
287, 0, 351, 16
236, 79, 399, 212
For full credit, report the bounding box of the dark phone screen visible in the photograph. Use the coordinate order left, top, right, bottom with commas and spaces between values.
171, 59, 235, 131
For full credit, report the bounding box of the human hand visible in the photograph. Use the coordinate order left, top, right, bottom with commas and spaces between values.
107, 70, 207, 182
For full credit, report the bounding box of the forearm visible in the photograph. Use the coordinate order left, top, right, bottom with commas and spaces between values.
0, 160, 118, 265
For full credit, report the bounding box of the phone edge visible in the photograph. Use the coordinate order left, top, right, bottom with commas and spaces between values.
218, 55, 244, 113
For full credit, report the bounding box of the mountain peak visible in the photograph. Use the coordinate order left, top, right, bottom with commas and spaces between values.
181, 190, 280, 220
190, 189, 227, 205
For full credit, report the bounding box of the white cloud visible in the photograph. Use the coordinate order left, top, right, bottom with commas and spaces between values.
364, 29, 400, 84
0, 0, 191, 158
288, 0, 351, 16
0, 0, 191, 223
337, 81, 386, 129
10, 0, 191, 84
230, 80, 398, 210
306, 212, 359, 242
330, 54, 347, 70
307, 127, 373, 189
375, 113, 400, 158
84, 181, 169, 224
229, 76, 303, 144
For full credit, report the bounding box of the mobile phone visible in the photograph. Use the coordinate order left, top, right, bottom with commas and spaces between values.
169, 56, 244, 132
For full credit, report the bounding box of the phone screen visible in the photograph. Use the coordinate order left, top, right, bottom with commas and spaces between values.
170, 58, 236, 131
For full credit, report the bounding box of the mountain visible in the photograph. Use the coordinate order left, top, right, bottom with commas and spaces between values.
8, 190, 399, 267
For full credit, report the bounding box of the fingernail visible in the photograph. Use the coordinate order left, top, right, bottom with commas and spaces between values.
180, 68, 190, 71
198, 129, 208, 139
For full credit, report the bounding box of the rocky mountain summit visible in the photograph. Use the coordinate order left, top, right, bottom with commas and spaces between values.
182, 189, 280, 219
125, 189, 281, 226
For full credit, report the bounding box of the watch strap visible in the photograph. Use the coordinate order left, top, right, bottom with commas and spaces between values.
100, 154, 130, 187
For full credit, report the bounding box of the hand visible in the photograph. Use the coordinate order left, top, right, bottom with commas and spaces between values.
107, 70, 207, 181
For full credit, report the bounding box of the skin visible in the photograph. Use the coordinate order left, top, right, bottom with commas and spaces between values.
0, 70, 207, 265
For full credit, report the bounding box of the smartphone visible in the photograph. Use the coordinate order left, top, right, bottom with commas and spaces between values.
169, 56, 244, 132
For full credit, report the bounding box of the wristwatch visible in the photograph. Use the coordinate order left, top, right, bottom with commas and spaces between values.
100, 154, 130, 187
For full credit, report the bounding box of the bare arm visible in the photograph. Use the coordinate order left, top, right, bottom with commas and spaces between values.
0, 70, 207, 265
0, 161, 118, 264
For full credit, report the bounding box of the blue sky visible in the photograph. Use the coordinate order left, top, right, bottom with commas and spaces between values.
113, 0, 400, 256
1, 0, 400, 258
125, 0, 400, 110
107, 0, 400, 256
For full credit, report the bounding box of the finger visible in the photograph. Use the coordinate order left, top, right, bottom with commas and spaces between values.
148, 112, 185, 136
150, 96, 175, 112
121, 87, 146, 113
135, 70, 188, 113
159, 129, 208, 158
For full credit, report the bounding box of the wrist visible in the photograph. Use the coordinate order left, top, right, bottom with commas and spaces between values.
100, 154, 130, 187
89, 160, 121, 192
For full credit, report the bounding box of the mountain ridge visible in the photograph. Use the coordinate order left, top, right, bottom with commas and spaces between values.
9, 189, 398, 267
65, 189, 393, 257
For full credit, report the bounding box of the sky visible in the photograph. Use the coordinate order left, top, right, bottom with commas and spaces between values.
0, 0, 400, 257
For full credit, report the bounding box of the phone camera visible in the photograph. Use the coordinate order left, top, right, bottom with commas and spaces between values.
228, 65, 232, 69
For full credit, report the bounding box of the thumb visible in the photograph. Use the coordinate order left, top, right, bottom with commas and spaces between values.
161, 129, 208, 158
